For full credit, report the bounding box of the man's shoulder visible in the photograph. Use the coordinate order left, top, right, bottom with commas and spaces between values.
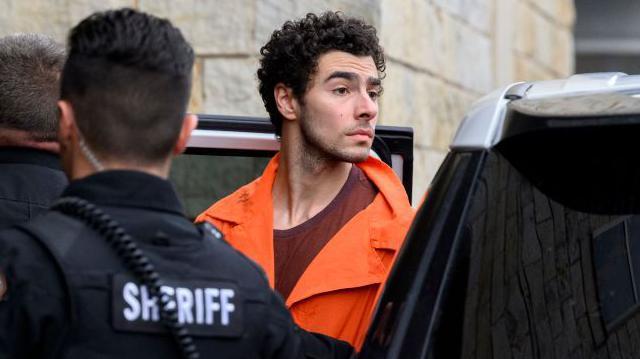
0, 225, 46, 254
211, 236, 272, 284
358, 157, 412, 208
0, 218, 68, 298
0, 157, 67, 207
196, 175, 265, 225
0, 212, 83, 263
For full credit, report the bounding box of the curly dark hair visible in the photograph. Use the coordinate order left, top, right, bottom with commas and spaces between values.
61, 8, 194, 164
258, 11, 385, 136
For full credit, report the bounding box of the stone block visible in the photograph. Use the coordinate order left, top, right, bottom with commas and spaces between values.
493, 0, 516, 87
0, 1, 133, 43
379, 0, 443, 74
188, 58, 204, 113
446, 18, 493, 93
254, 0, 381, 58
295, 0, 380, 27
202, 56, 267, 117
464, 0, 492, 34
0, 1, 64, 41
556, 0, 576, 28
531, 0, 558, 21
381, 3, 491, 93
139, 0, 255, 55
254, 0, 298, 50
378, 61, 437, 148
513, 2, 535, 56
554, 28, 575, 77
380, 61, 477, 150
433, 0, 492, 33
531, 0, 575, 28
532, 9, 556, 71
412, 146, 447, 205
513, 55, 553, 82
435, 85, 478, 148
67, 0, 136, 27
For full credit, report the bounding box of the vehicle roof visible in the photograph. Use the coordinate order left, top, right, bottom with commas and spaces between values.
451, 72, 640, 150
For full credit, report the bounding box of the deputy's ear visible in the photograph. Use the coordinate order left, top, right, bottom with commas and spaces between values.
57, 100, 77, 147
173, 113, 198, 155
274, 83, 299, 121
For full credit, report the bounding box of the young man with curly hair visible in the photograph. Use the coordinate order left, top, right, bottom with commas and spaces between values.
197, 11, 414, 349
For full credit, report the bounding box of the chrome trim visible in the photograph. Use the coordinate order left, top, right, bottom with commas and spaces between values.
450, 83, 522, 150
187, 129, 280, 151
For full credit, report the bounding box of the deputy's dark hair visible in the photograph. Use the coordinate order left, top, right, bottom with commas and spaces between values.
61, 8, 195, 164
0, 34, 65, 141
257, 11, 385, 136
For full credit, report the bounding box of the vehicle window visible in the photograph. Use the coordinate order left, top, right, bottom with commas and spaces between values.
594, 217, 640, 328
169, 154, 270, 220
369, 147, 640, 358
455, 150, 622, 357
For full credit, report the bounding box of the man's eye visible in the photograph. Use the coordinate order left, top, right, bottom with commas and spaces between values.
333, 87, 348, 95
368, 91, 380, 100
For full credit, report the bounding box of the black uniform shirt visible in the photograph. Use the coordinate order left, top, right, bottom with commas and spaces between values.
0, 170, 194, 357
0, 147, 67, 229
0, 170, 352, 359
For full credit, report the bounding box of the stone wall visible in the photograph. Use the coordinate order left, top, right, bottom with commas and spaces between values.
0, 0, 575, 203
379, 0, 575, 201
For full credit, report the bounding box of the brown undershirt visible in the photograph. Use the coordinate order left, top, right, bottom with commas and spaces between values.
273, 165, 378, 299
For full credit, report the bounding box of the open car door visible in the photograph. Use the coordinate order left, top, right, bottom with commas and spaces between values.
170, 114, 413, 220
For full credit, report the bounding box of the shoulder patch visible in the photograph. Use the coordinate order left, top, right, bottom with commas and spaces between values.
112, 274, 244, 338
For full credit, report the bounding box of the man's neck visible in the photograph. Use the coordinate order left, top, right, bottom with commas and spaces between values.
272, 144, 353, 230
68, 151, 172, 181
0, 129, 59, 153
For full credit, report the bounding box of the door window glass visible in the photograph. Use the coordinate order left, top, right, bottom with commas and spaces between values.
169, 154, 271, 219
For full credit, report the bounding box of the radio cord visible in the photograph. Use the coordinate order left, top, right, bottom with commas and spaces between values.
52, 196, 200, 359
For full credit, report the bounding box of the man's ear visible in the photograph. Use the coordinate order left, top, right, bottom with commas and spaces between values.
57, 100, 77, 148
173, 113, 198, 155
274, 83, 299, 121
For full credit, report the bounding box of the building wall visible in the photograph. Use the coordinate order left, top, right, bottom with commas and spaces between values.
379, 0, 575, 201
0, 0, 575, 203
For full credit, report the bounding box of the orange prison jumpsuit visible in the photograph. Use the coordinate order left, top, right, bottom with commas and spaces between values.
196, 153, 414, 349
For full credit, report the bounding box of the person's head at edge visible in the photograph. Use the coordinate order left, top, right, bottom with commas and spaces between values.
258, 11, 385, 164
0, 34, 65, 153
58, 8, 197, 180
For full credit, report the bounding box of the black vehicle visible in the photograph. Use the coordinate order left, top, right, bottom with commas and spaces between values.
360, 72, 640, 358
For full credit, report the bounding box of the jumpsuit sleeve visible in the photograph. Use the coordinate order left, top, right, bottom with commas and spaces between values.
0, 228, 69, 359
262, 289, 354, 359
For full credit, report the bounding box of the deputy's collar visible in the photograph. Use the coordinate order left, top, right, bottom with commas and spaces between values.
62, 170, 184, 216
0, 146, 62, 171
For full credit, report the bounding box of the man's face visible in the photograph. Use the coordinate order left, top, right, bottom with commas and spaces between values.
297, 50, 380, 163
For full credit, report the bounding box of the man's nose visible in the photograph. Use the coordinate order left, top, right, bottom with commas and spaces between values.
356, 91, 378, 121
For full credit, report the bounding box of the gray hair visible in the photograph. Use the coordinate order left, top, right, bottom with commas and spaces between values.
0, 33, 65, 141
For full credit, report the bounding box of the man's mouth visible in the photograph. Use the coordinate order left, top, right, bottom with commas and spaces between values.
346, 128, 374, 138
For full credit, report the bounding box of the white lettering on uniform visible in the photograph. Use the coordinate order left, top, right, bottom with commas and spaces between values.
123, 282, 140, 321
160, 286, 176, 311
121, 282, 236, 326
176, 287, 194, 324
140, 285, 159, 321
194, 288, 204, 324
220, 289, 235, 326
204, 288, 220, 324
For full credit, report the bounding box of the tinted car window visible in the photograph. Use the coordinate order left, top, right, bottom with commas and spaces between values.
170, 154, 270, 219
457, 150, 622, 358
